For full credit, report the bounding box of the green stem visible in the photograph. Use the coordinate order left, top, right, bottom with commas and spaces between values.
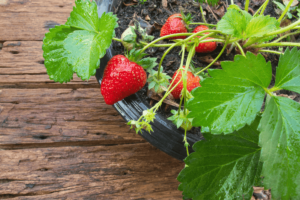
253, 42, 300, 48
190, 22, 216, 27
178, 95, 184, 115
258, 49, 283, 55
140, 33, 193, 54
231, 0, 234, 5
272, 30, 300, 43
269, 86, 280, 92
259, 0, 269, 16
253, 0, 266, 16
195, 36, 230, 76
157, 43, 178, 79
140, 41, 174, 47
112, 37, 122, 42
235, 42, 245, 57
264, 88, 273, 96
184, 127, 190, 156
278, 0, 294, 22
244, 0, 249, 12
183, 30, 223, 43
199, 4, 207, 24
243, 18, 300, 47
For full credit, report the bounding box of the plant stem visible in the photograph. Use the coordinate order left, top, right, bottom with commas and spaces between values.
184, 127, 190, 156
244, 0, 249, 12
157, 43, 178, 79
231, 0, 234, 5
264, 88, 273, 96
243, 18, 300, 47
235, 42, 245, 57
269, 86, 280, 92
258, 49, 283, 55
112, 37, 122, 42
253, 42, 300, 48
272, 30, 300, 43
278, 0, 294, 22
253, 0, 265, 16
190, 22, 216, 27
195, 36, 230, 76
178, 95, 184, 115
199, 4, 207, 24
259, 0, 269, 16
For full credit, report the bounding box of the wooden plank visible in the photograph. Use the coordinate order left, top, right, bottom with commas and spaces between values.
0, 144, 184, 199
0, 0, 74, 41
0, 88, 145, 146
0, 41, 99, 88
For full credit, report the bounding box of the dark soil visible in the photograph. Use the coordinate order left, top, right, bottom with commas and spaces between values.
111, 0, 300, 135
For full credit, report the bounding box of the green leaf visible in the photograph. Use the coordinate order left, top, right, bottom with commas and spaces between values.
177, 116, 263, 200
187, 52, 271, 134
217, 5, 252, 39
245, 15, 280, 39
66, 0, 100, 32
273, 1, 286, 11
42, 25, 76, 83
274, 47, 300, 93
194, 0, 219, 6
64, 2, 118, 80
217, 5, 279, 40
259, 96, 300, 199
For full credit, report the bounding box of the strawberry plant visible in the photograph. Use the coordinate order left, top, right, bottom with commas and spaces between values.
43, 0, 300, 199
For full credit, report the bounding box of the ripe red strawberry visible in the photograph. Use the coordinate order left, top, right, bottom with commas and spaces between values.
193, 25, 217, 53
160, 14, 188, 40
101, 55, 147, 105
170, 66, 201, 99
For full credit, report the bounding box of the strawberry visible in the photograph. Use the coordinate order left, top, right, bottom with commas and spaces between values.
170, 66, 201, 99
160, 13, 191, 40
193, 25, 217, 53
101, 55, 147, 105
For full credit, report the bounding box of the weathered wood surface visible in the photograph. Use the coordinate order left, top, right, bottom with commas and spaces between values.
0, 0, 184, 199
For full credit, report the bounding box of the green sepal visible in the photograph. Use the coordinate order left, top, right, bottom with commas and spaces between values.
168, 109, 193, 130
147, 67, 171, 93
127, 49, 158, 72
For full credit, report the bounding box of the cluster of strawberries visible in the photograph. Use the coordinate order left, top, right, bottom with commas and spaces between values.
101, 14, 216, 105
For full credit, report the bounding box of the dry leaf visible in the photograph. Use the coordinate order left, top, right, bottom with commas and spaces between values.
198, 55, 221, 66
145, 15, 151, 21
283, 0, 299, 6
162, 0, 168, 8
123, 1, 137, 6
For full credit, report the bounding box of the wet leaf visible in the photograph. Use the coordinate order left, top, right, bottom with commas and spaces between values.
178, 116, 263, 200
188, 52, 271, 134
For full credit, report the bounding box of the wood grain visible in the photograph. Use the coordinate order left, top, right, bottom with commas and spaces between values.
0, 144, 184, 199
0, 0, 74, 41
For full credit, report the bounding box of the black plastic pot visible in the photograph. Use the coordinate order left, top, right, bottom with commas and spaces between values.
95, 0, 202, 161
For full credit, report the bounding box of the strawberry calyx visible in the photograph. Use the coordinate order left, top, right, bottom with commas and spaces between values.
177, 11, 193, 32
126, 49, 157, 72
167, 109, 193, 131
147, 67, 171, 94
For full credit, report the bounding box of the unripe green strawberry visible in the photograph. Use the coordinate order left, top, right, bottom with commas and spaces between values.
170, 66, 201, 99
101, 55, 147, 105
193, 25, 217, 53
121, 24, 154, 50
